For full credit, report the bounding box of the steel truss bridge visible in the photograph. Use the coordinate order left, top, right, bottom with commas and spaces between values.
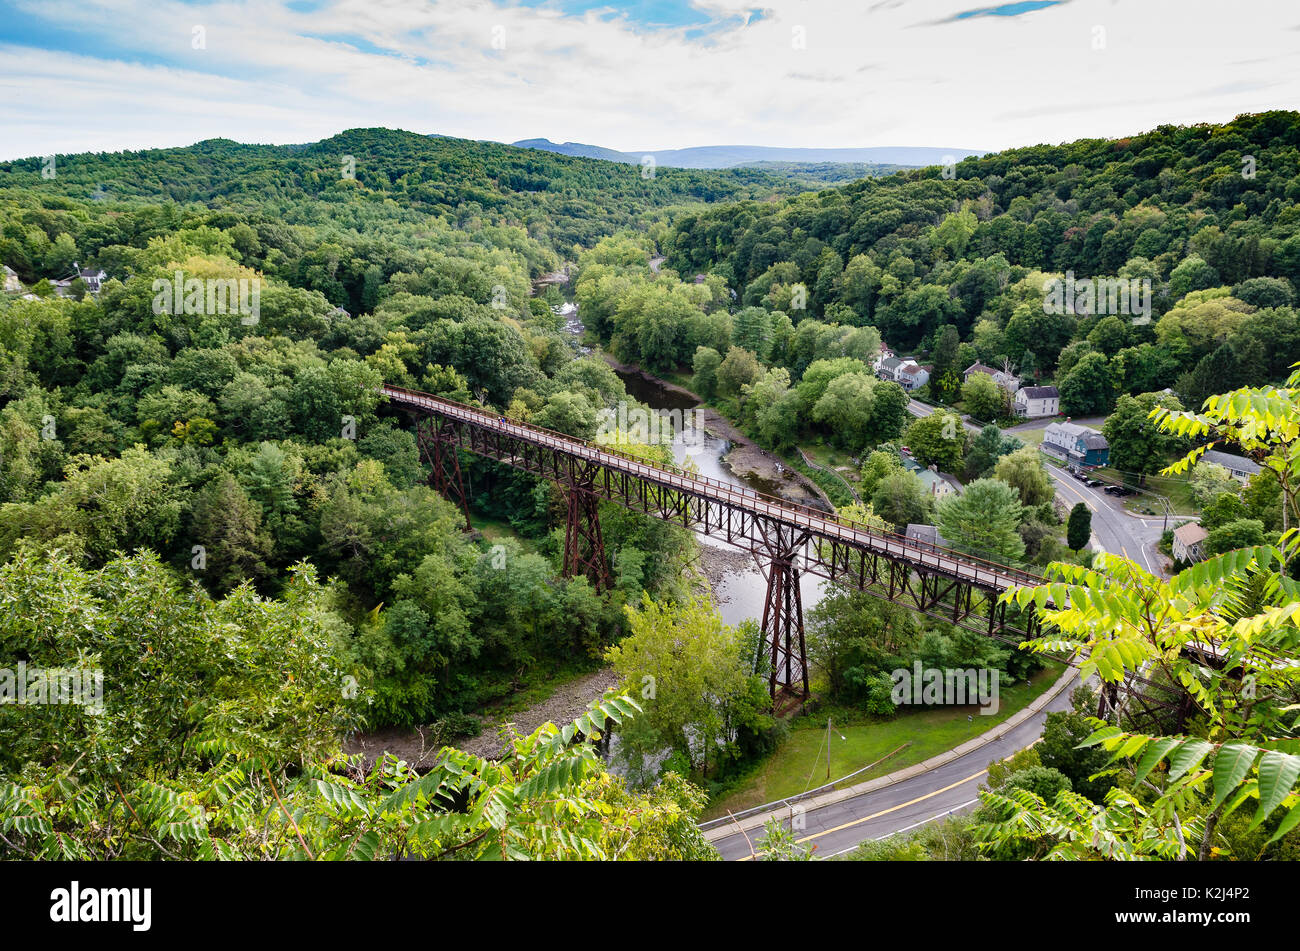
382, 383, 1064, 703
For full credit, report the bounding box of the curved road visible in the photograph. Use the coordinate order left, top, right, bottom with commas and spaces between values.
709, 670, 1078, 860
707, 400, 1162, 859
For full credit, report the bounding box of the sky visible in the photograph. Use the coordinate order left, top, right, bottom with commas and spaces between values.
1, 0, 1298, 160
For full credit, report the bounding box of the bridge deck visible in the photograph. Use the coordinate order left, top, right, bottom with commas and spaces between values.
381, 385, 1041, 594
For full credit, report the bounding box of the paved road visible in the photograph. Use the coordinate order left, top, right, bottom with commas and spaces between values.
709, 670, 1079, 860
908, 400, 1168, 575
706, 402, 1162, 860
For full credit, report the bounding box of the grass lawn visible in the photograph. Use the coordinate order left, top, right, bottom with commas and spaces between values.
702, 660, 1065, 820
797, 440, 858, 475
1015, 427, 1048, 448
1093, 467, 1198, 516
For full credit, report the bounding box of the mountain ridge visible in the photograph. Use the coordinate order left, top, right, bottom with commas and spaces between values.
510, 138, 985, 169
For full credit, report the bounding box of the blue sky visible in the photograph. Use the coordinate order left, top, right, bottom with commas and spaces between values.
1, 0, 1297, 159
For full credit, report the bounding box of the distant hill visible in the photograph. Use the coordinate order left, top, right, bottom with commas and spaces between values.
510, 139, 984, 169
0, 128, 813, 254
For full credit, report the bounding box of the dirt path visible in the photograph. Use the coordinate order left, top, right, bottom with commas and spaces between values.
345, 667, 621, 768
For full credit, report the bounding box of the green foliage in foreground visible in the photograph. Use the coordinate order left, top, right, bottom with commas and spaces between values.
976, 368, 1300, 860
0, 548, 716, 860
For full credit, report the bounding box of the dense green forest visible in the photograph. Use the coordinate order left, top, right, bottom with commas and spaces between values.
0, 128, 803, 731
3, 116, 1300, 861
654, 111, 1300, 413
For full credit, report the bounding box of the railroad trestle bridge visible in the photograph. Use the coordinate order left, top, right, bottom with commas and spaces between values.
385, 383, 1050, 703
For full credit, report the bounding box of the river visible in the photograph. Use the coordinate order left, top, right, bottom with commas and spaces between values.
609, 365, 828, 629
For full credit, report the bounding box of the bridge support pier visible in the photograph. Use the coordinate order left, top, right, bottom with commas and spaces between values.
760, 555, 808, 704
416, 416, 472, 533
564, 471, 611, 592
755, 524, 811, 705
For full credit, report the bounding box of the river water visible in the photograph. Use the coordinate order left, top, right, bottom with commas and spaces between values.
610, 366, 827, 629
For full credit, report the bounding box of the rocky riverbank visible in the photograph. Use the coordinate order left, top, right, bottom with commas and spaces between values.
345, 666, 622, 768
600, 354, 830, 510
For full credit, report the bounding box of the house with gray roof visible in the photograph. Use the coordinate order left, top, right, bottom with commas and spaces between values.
1201, 449, 1261, 481
1043, 421, 1109, 467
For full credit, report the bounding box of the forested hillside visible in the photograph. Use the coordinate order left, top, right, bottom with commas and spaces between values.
0, 130, 788, 733
664, 110, 1300, 411
4, 115, 1300, 861
0, 128, 800, 313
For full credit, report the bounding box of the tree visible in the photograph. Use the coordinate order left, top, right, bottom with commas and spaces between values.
868, 381, 910, 444
1057, 351, 1114, 416
869, 468, 931, 530
1066, 502, 1091, 551
691, 345, 722, 398
715, 346, 762, 400
930, 324, 960, 380
1189, 461, 1236, 508
605, 594, 750, 775
935, 478, 1026, 564
986, 366, 1300, 859
859, 448, 902, 497
189, 471, 272, 592
1102, 392, 1182, 485
732, 306, 774, 362
812, 372, 877, 449
963, 425, 1022, 481
1204, 518, 1266, 556
991, 543, 1300, 860
904, 412, 965, 472
993, 445, 1054, 507
961, 371, 1006, 422
1201, 491, 1249, 531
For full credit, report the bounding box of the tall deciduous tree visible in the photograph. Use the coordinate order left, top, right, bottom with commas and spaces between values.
936, 478, 1026, 564
605, 594, 750, 774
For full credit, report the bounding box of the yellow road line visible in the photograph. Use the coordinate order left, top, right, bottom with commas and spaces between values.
735, 768, 989, 859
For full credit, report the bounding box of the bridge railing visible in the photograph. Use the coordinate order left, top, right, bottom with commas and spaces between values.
380, 384, 1045, 591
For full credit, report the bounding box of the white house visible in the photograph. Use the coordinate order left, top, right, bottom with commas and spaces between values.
897, 362, 930, 391
78, 267, 108, 293
70, 263, 108, 294
1015, 385, 1059, 419
964, 362, 1020, 394
1173, 523, 1208, 564
1201, 450, 1261, 482
2, 265, 20, 293
877, 355, 929, 391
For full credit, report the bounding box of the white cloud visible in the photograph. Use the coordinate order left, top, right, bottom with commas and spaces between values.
1, 0, 1298, 159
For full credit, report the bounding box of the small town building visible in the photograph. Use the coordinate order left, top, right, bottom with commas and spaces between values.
898, 363, 930, 391
905, 523, 951, 549
2, 265, 20, 293
1014, 385, 1059, 419
1201, 449, 1261, 482
1043, 421, 1110, 467
76, 266, 108, 293
1173, 522, 1208, 564
876, 355, 929, 391
963, 362, 1020, 394
903, 455, 962, 498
